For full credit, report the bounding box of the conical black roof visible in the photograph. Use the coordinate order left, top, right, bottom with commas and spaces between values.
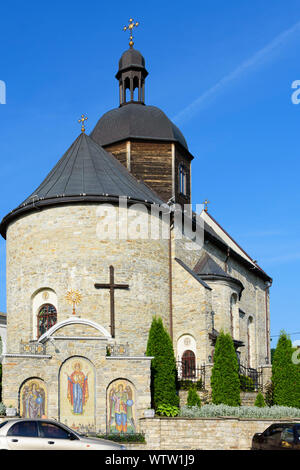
0, 133, 163, 238
194, 252, 244, 294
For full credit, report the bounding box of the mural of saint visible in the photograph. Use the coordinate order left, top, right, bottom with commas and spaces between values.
108, 380, 136, 434
66, 362, 89, 415
20, 379, 47, 418
59, 357, 95, 432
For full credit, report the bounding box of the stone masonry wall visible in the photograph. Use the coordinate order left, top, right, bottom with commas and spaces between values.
2, 335, 151, 433
126, 417, 299, 450
5, 203, 171, 356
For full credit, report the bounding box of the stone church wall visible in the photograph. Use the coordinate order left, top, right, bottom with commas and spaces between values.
204, 240, 270, 368
3, 337, 151, 433
172, 259, 211, 366
5, 203, 171, 356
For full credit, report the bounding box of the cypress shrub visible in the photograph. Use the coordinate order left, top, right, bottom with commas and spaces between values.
187, 387, 201, 407
146, 317, 179, 409
264, 382, 274, 407
254, 392, 266, 407
211, 331, 241, 406
272, 331, 300, 408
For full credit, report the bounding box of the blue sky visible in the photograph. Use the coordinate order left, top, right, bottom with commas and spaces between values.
0, 0, 300, 346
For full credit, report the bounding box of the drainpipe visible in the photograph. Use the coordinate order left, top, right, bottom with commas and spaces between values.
264, 282, 271, 364
169, 223, 173, 342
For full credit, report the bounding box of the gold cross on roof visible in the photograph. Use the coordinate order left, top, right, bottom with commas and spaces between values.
203, 199, 210, 212
123, 18, 139, 48
78, 114, 88, 133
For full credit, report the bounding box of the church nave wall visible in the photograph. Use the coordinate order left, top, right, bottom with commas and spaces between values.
5, 203, 171, 356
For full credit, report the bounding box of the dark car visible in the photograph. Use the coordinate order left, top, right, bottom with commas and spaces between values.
252, 423, 300, 450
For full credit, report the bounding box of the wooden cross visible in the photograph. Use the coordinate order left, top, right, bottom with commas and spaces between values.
94, 266, 129, 338
123, 18, 139, 48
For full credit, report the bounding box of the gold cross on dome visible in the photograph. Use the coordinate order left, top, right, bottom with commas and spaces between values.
123, 18, 139, 48
78, 114, 88, 133
203, 199, 210, 212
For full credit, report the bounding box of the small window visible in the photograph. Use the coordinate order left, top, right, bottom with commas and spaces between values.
39, 422, 75, 440
7, 421, 38, 438
179, 164, 187, 196
37, 304, 57, 338
182, 350, 196, 379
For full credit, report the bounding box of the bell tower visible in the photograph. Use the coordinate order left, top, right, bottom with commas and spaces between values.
116, 48, 148, 106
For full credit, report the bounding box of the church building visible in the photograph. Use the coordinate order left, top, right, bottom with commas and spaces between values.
0, 25, 272, 433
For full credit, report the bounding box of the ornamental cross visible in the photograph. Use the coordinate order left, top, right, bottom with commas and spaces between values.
203, 199, 210, 212
78, 114, 88, 133
123, 18, 139, 48
94, 266, 129, 338
65, 289, 82, 315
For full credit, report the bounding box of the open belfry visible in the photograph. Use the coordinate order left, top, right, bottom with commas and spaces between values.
0, 20, 272, 433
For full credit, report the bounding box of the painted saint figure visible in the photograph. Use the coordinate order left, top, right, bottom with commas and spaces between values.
66, 362, 89, 414
109, 382, 135, 434
21, 381, 46, 418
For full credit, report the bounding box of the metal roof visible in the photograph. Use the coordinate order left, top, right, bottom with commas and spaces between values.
0, 133, 164, 238
194, 252, 229, 277
90, 102, 188, 150
194, 252, 244, 295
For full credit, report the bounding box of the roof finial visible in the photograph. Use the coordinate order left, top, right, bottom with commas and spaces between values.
203, 199, 210, 212
123, 18, 139, 48
78, 114, 88, 133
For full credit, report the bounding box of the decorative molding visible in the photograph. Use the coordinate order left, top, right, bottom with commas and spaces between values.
4, 353, 52, 358
106, 356, 153, 360
20, 341, 46, 355
52, 336, 108, 341
38, 317, 111, 343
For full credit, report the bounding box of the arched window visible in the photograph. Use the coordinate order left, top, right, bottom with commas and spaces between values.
37, 304, 57, 338
247, 316, 254, 368
179, 164, 187, 195
182, 350, 196, 379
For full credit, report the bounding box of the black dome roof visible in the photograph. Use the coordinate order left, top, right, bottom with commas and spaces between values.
118, 48, 146, 72
90, 103, 188, 150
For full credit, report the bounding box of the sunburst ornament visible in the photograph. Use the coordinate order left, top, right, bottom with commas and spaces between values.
65, 289, 82, 315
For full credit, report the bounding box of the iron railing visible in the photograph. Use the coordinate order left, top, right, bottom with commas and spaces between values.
176, 361, 205, 388
239, 363, 263, 392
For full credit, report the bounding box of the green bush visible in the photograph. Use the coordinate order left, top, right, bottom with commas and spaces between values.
272, 331, 300, 408
96, 433, 146, 443
0, 402, 5, 416
156, 404, 180, 417
179, 379, 203, 391
254, 392, 266, 407
180, 404, 300, 419
187, 387, 201, 407
146, 317, 179, 409
264, 382, 274, 407
211, 332, 241, 406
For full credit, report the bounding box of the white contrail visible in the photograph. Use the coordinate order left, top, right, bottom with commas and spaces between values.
173, 21, 300, 125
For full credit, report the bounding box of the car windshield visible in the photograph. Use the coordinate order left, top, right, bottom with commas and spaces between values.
0, 421, 8, 429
